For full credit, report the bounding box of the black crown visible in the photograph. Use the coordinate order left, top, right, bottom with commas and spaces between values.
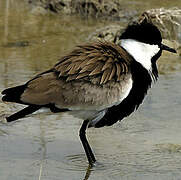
120, 22, 162, 45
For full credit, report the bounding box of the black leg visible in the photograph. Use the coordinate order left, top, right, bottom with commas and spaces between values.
79, 120, 96, 166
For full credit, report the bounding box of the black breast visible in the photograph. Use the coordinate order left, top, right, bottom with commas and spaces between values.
94, 61, 154, 128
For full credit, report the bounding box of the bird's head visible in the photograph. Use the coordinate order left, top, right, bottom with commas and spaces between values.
120, 22, 176, 53
120, 22, 176, 70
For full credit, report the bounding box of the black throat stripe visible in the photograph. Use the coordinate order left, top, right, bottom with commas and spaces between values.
94, 61, 156, 128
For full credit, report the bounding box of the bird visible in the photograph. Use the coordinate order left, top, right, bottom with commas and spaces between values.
1, 21, 176, 166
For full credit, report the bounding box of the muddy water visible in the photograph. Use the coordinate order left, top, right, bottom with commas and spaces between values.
0, 1, 181, 180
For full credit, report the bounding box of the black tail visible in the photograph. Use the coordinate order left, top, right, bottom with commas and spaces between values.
2, 84, 41, 122
6, 105, 41, 122
1, 84, 68, 122
1, 84, 27, 104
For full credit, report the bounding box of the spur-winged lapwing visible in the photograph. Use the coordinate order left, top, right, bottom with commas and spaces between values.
1, 21, 176, 166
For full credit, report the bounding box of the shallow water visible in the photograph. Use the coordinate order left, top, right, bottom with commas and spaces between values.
0, 1, 181, 180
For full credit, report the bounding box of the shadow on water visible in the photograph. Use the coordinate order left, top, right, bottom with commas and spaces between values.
83, 165, 92, 180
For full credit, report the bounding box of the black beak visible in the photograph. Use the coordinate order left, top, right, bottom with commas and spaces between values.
161, 44, 177, 53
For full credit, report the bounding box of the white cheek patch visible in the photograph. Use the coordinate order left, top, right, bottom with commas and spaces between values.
121, 39, 160, 70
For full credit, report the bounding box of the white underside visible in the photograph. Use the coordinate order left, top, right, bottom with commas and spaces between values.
121, 39, 160, 70
68, 109, 106, 126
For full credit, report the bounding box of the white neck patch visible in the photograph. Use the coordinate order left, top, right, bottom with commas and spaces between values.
121, 39, 160, 70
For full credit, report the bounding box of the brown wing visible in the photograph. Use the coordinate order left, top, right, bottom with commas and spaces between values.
54, 41, 133, 84
20, 42, 133, 107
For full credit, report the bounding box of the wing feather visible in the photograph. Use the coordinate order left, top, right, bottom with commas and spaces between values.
68, 62, 81, 75
66, 74, 78, 81
76, 71, 90, 79
116, 63, 121, 81
78, 58, 90, 68
54, 42, 132, 84
79, 63, 97, 73
100, 68, 112, 84
86, 56, 102, 65
89, 62, 104, 76
102, 58, 112, 71
108, 64, 116, 81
